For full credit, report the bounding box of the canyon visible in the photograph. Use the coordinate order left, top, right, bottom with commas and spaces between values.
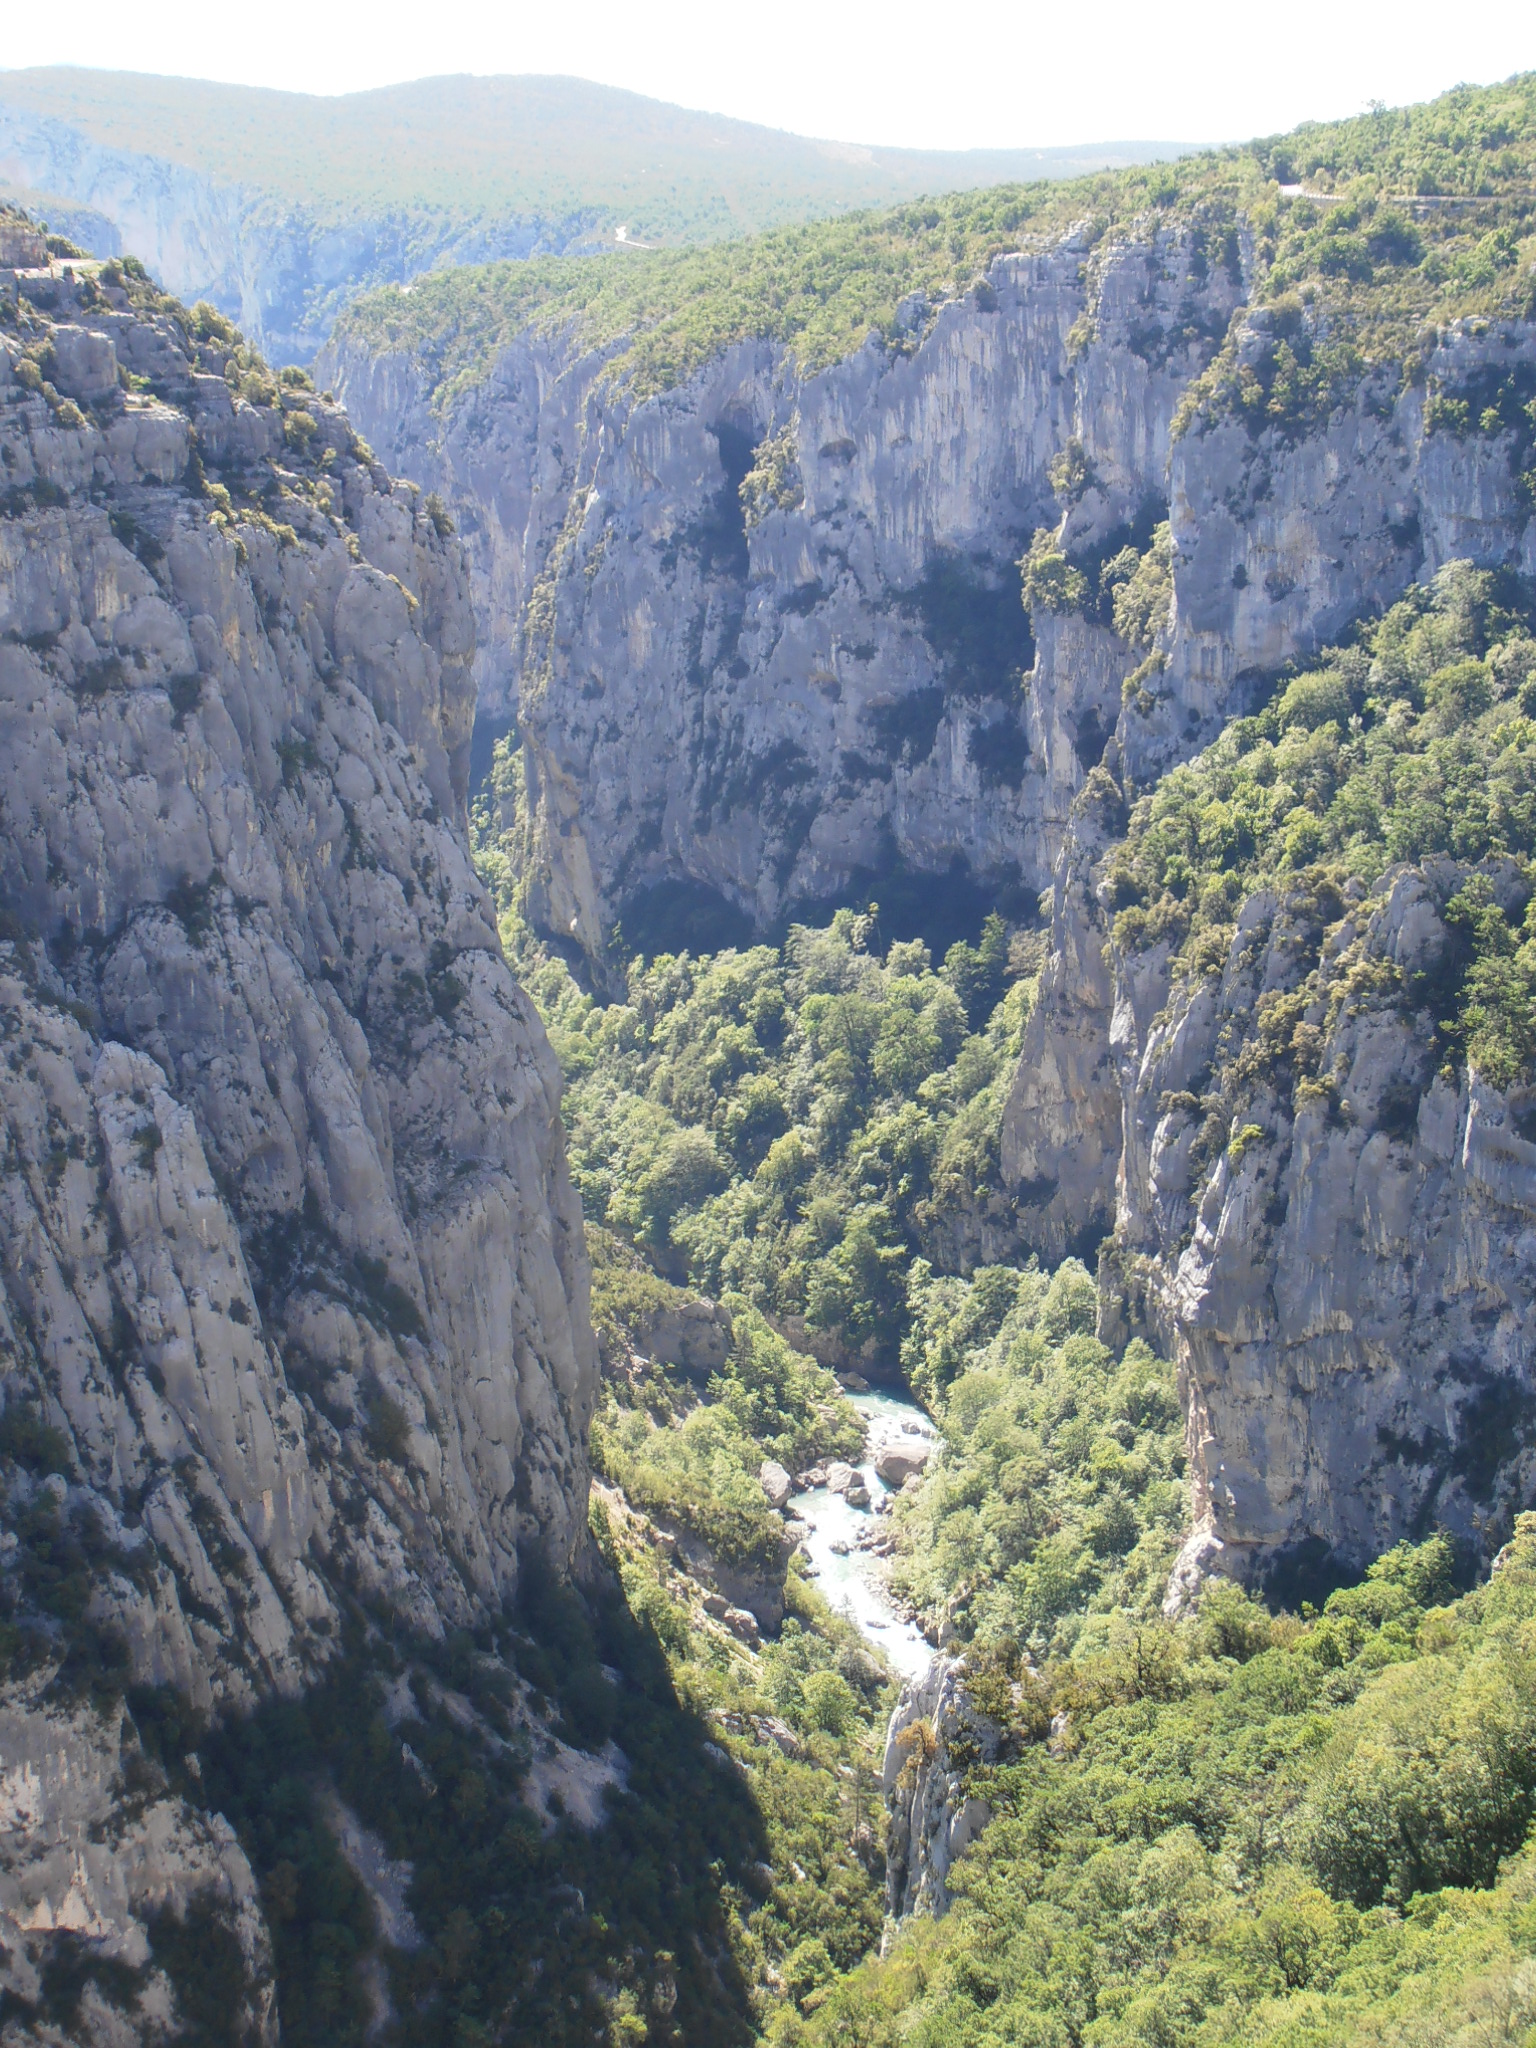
2, 63, 1536, 2044
328, 201, 1536, 1592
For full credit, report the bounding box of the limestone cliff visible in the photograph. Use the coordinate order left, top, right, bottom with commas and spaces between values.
1006, 314, 1536, 1589
0, 236, 595, 2031
322, 221, 1245, 958
327, 210, 1536, 1593
1142, 861, 1536, 1604
881, 1654, 1001, 1922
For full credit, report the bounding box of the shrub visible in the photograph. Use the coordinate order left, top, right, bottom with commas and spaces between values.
1020, 531, 1088, 616
0, 1402, 72, 1476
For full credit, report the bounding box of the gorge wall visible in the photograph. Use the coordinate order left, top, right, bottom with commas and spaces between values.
0, 240, 595, 2026
1004, 311, 1536, 1590
322, 223, 1247, 958
328, 217, 1536, 1590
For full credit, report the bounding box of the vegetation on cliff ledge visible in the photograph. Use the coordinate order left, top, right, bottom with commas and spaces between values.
1108, 559, 1536, 1089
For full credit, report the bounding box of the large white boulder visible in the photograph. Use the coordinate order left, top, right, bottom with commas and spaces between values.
876, 1438, 932, 1486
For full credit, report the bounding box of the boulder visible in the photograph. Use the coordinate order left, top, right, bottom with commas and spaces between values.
825, 1462, 856, 1495
759, 1459, 793, 1511
876, 1439, 932, 1486
724, 1607, 761, 1645
751, 1716, 801, 1757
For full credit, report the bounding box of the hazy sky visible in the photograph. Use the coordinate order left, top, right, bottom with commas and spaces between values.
6, 0, 1533, 151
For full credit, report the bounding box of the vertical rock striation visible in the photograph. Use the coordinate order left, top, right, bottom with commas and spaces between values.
324, 224, 1245, 957
0, 237, 595, 2025
881, 1654, 1001, 1923
1009, 317, 1536, 1590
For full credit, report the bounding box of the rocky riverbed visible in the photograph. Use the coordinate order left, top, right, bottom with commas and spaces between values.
791, 1391, 938, 1679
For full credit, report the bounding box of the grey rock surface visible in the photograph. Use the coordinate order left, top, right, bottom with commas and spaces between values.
323, 223, 1245, 959
996, 314, 1536, 1593
332, 207, 1536, 1603
758, 1459, 793, 1511
882, 1653, 1000, 1921
873, 1438, 930, 1486
0, 1675, 276, 2041
0, 260, 595, 2024
1134, 861, 1536, 1598
631, 1293, 733, 1379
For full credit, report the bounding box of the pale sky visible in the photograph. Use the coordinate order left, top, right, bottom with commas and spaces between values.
6, 0, 1534, 151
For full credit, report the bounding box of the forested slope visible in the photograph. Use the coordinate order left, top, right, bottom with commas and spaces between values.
335, 73, 1536, 400
0, 67, 1179, 362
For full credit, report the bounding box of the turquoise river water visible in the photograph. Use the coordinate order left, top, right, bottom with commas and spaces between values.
795, 1389, 939, 1680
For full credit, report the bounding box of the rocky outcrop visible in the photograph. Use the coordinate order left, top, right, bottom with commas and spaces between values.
628, 1293, 733, 1380
1140, 859, 1536, 1601
1000, 756, 1128, 1263
0, 1677, 276, 2042
986, 304, 1536, 1594
323, 222, 1246, 959
1121, 317, 1536, 797
1004, 316, 1536, 1257
882, 1654, 1001, 1920
0, 246, 595, 2028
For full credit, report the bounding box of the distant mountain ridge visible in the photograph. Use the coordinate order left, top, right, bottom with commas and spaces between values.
0, 67, 1187, 361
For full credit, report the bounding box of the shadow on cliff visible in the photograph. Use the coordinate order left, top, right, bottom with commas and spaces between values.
171, 1566, 768, 2047
617, 850, 1042, 972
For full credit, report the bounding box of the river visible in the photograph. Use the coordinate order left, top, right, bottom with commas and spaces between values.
795, 1388, 939, 1680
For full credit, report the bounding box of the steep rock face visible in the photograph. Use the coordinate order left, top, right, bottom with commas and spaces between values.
0, 254, 595, 2023
324, 224, 1245, 957
0, 1676, 277, 2043
1000, 758, 1128, 1262
1123, 318, 1536, 796
0, 101, 600, 366
881, 1653, 1000, 1921
1006, 316, 1536, 1249
1132, 862, 1536, 1600
1005, 318, 1536, 1586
